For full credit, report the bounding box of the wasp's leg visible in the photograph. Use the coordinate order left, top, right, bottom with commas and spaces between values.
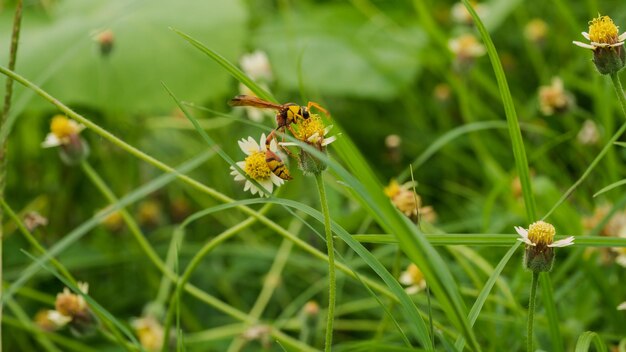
307, 101, 331, 118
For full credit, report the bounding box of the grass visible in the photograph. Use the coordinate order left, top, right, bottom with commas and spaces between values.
2, 0, 626, 351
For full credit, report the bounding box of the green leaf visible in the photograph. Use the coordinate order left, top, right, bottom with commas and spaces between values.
0, 0, 247, 112
252, 3, 425, 99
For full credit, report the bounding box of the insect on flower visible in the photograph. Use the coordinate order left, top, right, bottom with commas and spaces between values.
264, 131, 292, 181
229, 95, 330, 135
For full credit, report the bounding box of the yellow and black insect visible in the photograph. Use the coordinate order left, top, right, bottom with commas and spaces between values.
262, 131, 291, 180
228, 95, 329, 133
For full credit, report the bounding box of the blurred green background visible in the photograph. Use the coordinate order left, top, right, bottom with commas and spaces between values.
3, 0, 626, 350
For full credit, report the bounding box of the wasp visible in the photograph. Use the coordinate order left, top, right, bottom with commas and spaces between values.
263, 131, 292, 180
228, 95, 329, 133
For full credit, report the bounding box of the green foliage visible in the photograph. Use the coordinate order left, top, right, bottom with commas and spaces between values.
3, 0, 626, 351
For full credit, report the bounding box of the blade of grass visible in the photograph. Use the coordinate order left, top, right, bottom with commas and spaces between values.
461, 0, 536, 222
575, 331, 608, 352
593, 179, 626, 197
351, 234, 626, 247
171, 28, 275, 103
454, 242, 520, 350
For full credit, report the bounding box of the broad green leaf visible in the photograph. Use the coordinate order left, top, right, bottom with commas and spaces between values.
252, 4, 424, 99
0, 0, 246, 113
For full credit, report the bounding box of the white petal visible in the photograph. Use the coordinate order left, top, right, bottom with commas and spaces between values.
269, 138, 278, 152
244, 181, 252, 192
239, 138, 257, 155
514, 226, 528, 238
260, 178, 273, 194
77, 282, 89, 294
270, 173, 284, 186
259, 134, 267, 152
41, 134, 61, 148
322, 136, 337, 146
517, 237, 535, 246
405, 285, 420, 295
615, 255, 626, 268
73, 122, 86, 134
549, 236, 574, 247
582, 32, 590, 40
573, 41, 596, 49
399, 271, 413, 286
617, 301, 626, 310
307, 132, 321, 143
619, 32, 626, 41
48, 311, 72, 327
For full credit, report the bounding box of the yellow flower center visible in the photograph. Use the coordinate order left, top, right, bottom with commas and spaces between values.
527, 221, 555, 246
293, 114, 326, 142
384, 180, 401, 198
50, 115, 78, 139
244, 151, 271, 179
407, 264, 424, 284
588, 15, 619, 44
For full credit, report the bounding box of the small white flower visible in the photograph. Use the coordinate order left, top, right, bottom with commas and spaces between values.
573, 15, 626, 50
448, 34, 486, 60
41, 115, 85, 148
577, 119, 600, 145
399, 264, 426, 295
230, 133, 284, 197
240, 50, 273, 82
515, 222, 574, 247
573, 31, 626, 50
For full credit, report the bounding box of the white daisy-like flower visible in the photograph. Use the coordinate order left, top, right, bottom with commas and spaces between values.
48, 281, 90, 327
538, 77, 573, 116
240, 50, 273, 82
230, 133, 284, 197
41, 115, 85, 148
573, 15, 626, 50
515, 221, 574, 248
399, 263, 427, 295
448, 34, 486, 61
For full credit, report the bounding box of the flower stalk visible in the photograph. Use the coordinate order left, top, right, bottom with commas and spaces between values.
315, 172, 336, 352
0, 2, 23, 346
527, 271, 539, 352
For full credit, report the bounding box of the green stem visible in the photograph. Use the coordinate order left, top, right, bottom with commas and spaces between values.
527, 272, 539, 352
315, 173, 336, 352
0, 2, 23, 347
543, 72, 626, 220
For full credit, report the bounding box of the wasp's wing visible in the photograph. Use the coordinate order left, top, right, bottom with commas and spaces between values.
228, 95, 282, 110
